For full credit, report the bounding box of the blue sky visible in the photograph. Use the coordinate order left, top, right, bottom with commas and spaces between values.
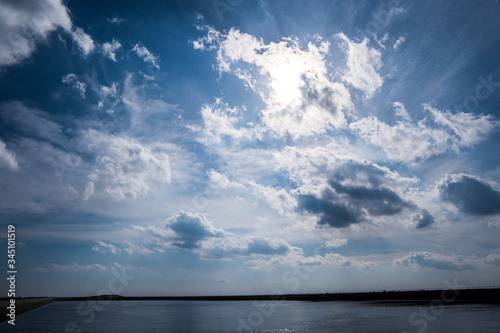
0, 0, 500, 297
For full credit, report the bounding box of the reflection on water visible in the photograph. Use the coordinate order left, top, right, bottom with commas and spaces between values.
1, 300, 499, 332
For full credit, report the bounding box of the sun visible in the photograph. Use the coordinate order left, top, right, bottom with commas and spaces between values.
267, 55, 307, 106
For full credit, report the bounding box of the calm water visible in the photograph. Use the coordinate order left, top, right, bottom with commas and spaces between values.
1, 300, 500, 332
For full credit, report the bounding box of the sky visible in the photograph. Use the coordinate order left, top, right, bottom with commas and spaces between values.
0, 0, 500, 297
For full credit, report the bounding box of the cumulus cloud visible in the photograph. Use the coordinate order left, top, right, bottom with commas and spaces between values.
394, 251, 475, 271
0, 0, 72, 66
0, 0, 96, 62
95, 211, 301, 261
191, 98, 256, 145
298, 181, 413, 228
405, 209, 434, 229
163, 211, 226, 249
100, 39, 121, 61
336, 33, 383, 98
245, 180, 297, 216
0, 140, 19, 170
350, 104, 499, 163
350, 116, 452, 163
424, 104, 500, 147
62, 73, 87, 98
158, 211, 298, 259
132, 43, 160, 69
195, 27, 353, 138
483, 254, 500, 267
272, 145, 419, 228
206, 169, 296, 216
438, 174, 500, 216
298, 191, 363, 228
273, 145, 425, 228
71, 27, 94, 55
81, 130, 171, 200
94, 210, 374, 270
207, 169, 244, 189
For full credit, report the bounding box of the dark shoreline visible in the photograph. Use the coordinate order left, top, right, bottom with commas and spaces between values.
55, 288, 500, 303
2, 288, 499, 322
0, 298, 55, 323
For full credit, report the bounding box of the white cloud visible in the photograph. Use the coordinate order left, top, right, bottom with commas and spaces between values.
393, 36, 405, 50
92, 240, 122, 254
95, 211, 304, 265
324, 238, 348, 248
207, 169, 244, 190
132, 43, 160, 69
101, 39, 121, 61
424, 104, 499, 147
483, 253, 500, 267
107, 17, 126, 25
81, 130, 171, 201
99, 82, 118, 98
245, 180, 297, 216
393, 101, 411, 121
83, 181, 94, 201
394, 251, 475, 271
71, 27, 94, 55
197, 28, 353, 138
48, 262, 108, 272
273, 144, 417, 193
336, 33, 383, 98
350, 116, 452, 163
192, 25, 221, 51
62, 73, 87, 98
0, 0, 72, 66
0, 140, 19, 170
191, 98, 256, 145
351, 104, 500, 163
95, 210, 374, 270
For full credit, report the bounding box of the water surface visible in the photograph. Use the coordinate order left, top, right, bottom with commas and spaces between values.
1, 300, 499, 332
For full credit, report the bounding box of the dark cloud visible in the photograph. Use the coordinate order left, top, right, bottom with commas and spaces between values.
409, 209, 434, 229
329, 181, 413, 216
161, 211, 294, 259
330, 161, 388, 188
395, 252, 475, 271
297, 190, 363, 228
440, 174, 500, 215
297, 166, 413, 228
300, 74, 340, 116
246, 236, 291, 255
165, 211, 225, 249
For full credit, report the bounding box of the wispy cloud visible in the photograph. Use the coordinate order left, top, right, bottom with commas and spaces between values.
0, 140, 19, 170
101, 39, 122, 61
132, 43, 160, 69
0, 0, 72, 66
62, 73, 88, 98
336, 32, 383, 98
71, 27, 95, 55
